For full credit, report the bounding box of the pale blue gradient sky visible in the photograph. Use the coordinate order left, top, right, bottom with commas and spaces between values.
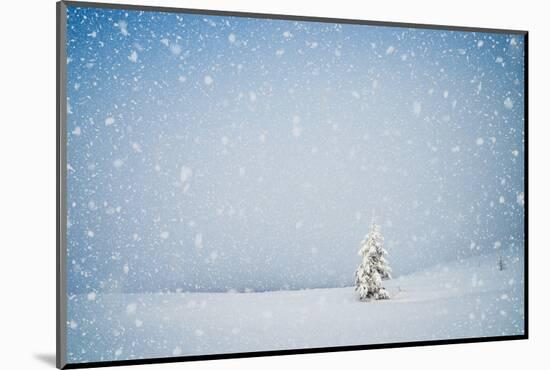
66, 6, 525, 294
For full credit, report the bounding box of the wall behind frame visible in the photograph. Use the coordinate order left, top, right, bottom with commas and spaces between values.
0, 0, 548, 369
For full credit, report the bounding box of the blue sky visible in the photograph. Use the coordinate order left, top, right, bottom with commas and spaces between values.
65, 5, 525, 294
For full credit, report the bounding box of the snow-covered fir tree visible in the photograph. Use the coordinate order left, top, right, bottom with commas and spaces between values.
355, 218, 392, 300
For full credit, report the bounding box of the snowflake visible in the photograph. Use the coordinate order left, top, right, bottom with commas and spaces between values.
128, 50, 138, 63
204, 75, 214, 85
504, 97, 513, 109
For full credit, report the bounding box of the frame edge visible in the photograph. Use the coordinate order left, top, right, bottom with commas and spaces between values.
55, 2, 529, 368
62, 0, 527, 35
523, 31, 529, 339
57, 1, 68, 369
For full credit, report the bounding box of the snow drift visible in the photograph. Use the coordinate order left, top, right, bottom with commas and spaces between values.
67, 251, 524, 363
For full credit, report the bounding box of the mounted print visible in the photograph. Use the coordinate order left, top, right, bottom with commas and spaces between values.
57, 1, 528, 368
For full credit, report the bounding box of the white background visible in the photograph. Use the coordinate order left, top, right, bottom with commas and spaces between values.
0, 0, 547, 369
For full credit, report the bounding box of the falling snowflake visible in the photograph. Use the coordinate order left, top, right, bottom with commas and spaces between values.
504, 97, 514, 109
116, 20, 129, 36
413, 101, 422, 115
128, 50, 138, 63
194, 233, 203, 249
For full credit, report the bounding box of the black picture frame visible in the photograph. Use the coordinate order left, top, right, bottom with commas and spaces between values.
56, 1, 529, 368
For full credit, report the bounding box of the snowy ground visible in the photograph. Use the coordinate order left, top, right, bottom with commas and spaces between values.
67, 252, 524, 364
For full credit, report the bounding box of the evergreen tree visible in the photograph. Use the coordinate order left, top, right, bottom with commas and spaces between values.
498, 255, 506, 271
355, 219, 392, 300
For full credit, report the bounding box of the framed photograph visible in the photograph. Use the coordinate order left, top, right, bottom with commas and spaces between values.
57, 1, 528, 368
